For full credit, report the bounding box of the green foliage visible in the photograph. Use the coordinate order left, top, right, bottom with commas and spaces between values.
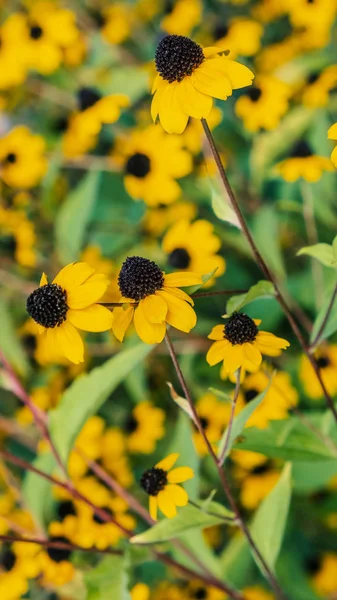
166, 412, 199, 500
226, 280, 275, 315
23, 453, 56, 528
0, 298, 30, 377
310, 279, 337, 345
84, 555, 131, 600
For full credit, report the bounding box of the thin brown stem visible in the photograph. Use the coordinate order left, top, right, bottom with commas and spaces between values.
201, 118, 337, 425
0, 534, 123, 556
165, 331, 288, 600
192, 289, 248, 298
218, 369, 241, 466
309, 280, 337, 350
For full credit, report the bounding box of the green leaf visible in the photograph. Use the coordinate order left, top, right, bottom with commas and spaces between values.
130, 503, 234, 545
211, 186, 240, 228
332, 235, 337, 262
310, 280, 337, 345
167, 382, 197, 424
297, 243, 336, 267
186, 268, 219, 295
250, 463, 292, 573
167, 412, 199, 500
0, 298, 30, 377
84, 555, 130, 600
226, 280, 275, 315
252, 207, 286, 279
217, 384, 270, 461
23, 453, 56, 529
55, 171, 100, 264
233, 417, 337, 461
50, 343, 153, 464
221, 533, 254, 588
208, 387, 232, 402
292, 460, 337, 493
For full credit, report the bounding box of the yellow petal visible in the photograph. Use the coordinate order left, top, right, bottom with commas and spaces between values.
220, 59, 255, 89
167, 467, 194, 484
244, 342, 262, 366
141, 294, 168, 324
46, 321, 84, 364
155, 453, 179, 471
161, 286, 194, 305
166, 484, 188, 506
208, 324, 225, 340
149, 496, 158, 521
156, 290, 197, 333
192, 63, 232, 100
177, 77, 213, 119
224, 344, 244, 373
206, 340, 230, 366
133, 303, 166, 344
164, 272, 202, 287
328, 123, 337, 140
39, 272, 48, 286
157, 489, 177, 518
111, 306, 134, 342
67, 274, 109, 309
67, 304, 113, 332
53, 262, 94, 290
159, 81, 189, 134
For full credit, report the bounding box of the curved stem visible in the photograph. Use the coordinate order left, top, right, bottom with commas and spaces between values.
218, 369, 241, 466
0, 534, 122, 556
309, 279, 337, 350
201, 118, 337, 425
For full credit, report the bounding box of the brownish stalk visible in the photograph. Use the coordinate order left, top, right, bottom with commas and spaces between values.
192, 289, 248, 298
217, 369, 241, 466
0, 449, 241, 599
0, 534, 123, 556
201, 118, 337, 425
165, 331, 288, 600
309, 280, 337, 350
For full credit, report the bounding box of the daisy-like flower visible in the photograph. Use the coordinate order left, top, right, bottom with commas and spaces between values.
124, 401, 165, 454
206, 312, 289, 377
161, 0, 202, 37
235, 76, 292, 132
162, 219, 226, 288
328, 123, 337, 168
0, 127, 47, 189
302, 66, 337, 108
25, 262, 113, 364
111, 256, 202, 344
211, 17, 263, 59
140, 453, 194, 520
151, 34, 254, 134
299, 345, 337, 400
232, 451, 280, 510
276, 140, 334, 183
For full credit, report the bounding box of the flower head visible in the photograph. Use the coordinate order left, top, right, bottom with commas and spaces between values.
235, 75, 292, 132
328, 123, 337, 168
276, 140, 334, 182
140, 453, 194, 520
151, 34, 254, 133
0, 127, 47, 189
26, 262, 113, 364
206, 312, 289, 377
124, 401, 165, 454
111, 256, 202, 344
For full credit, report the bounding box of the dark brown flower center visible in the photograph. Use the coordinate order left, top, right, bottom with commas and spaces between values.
118, 256, 164, 301
26, 283, 68, 328
140, 467, 168, 496
317, 356, 330, 369
290, 140, 312, 158
77, 87, 102, 111
30, 24, 43, 39
46, 537, 72, 563
155, 35, 204, 83
168, 248, 191, 269
5, 152, 17, 164
244, 388, 259, 403
125, 153, 151, 178
246, 86, 262, 102
224, 312, 258, 345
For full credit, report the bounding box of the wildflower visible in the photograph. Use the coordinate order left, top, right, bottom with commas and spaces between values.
162, 219, 226, 287
0, 15, 30, 89
151, 34, 254, 133
328, 123, 337, 167
299, 345, 337, 400
243, 586, 275, 600
113, 125, 192, 207
0, 127, 47, 189
101, 428, 134, 487
212, 18, 263, 59
140, 452, 194, 519
131, 583, 150, 600
111, 256, 201, 344
100, 4, 134, 45
311, 553, 337, 596
68, 416, 106, 480
276, 140, 334, 182
235, 76, 292, 132
0, 207, 37, 267
302, 66, 337, 108
26, 262, 113, 364
161, 0, 202, 37
186, 580, 226, 599
206, 312, 289, 377
38, 538, 75, 586
143, 201, 197, 236
16, 386, 58, 426
124, 401, 165, 454
232, 451, 280, 509
193, 392, 231, 456
283, 0, 337, 33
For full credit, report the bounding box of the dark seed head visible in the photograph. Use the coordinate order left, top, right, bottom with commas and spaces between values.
244, 388, 259, 403
93, 507, 114, 524
306, 555, 321, 574
125, 414, 138, 433
30, 24, 43, 39
155, 34, 204, 83
245, 86, 262, 102
168, 247, 191, 269
200, 417, 209, 429
224, 312, 259, 345
251, 462, 270, 475
125, 153, 151, 178
290, 140, 312, 158
317, 356, 330, 369
57, 501, 77, 520
140, 467, 168, 496
47, 537, 72, 563
118, 256, 164, 301
26, 283, 68, 328
193, 587, 208, 600
1, 549, 16, 571
213, 23, 229, 40
5, 152, 17, 164
77, 87, 102, 111
307, 72, 320, 85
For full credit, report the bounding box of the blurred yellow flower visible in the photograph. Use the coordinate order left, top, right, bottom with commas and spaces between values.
0, 127, 47, 189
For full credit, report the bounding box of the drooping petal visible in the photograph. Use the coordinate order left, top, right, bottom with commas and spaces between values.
155, 453, 179, 471
158, 81, 189, 134
53, 262, 94, 290
177, 77, 213, 119
133, 303, 166, 344
157, 489, 177, 518
67, 274, 109, 309
206, 340, 230, 366
46, 321, 84, 364
192, 63, 232, 100
111, 306, 134, 342
67, 304, 113, 332
141, 294, 168, 324
208, 324, 225, 340
166, 484, 189, 506
156, 290, 197, 333
164, 272, 202, 287
167, 466, 194, 484
161, 286, 194, 305
149, 496, 158, 521
328, 123, 337, 140
220, 59, 255, 89
244, 342, 262, 366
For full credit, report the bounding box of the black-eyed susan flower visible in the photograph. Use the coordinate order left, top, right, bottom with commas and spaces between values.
193, 392, 231, 456
100, 3, 134, 45
161, 0, 202, 37
162, 219, 226, 287
0, 542, 40, 593
38, 539, 75, 586
235, 76, 292, 132
0, 206, 37, 268
143, 201, 197, 236
242, 586, 275, 600
131, 583, 150, 600
67, 416, 106, 480
310, 554, 337, 596
111, 256, 201, 344
101, 427, 134, 488
151, 34, 254, 133
232, 451, 280, 510
211, 17, 263, 59
124, 401, 165, 454
302, 66, 337, 108
283, 0, 337, 32
63, 87, 129, 158
0, 15, 30, 90
299, 345, 337, 400
113, 125, 192, 207
328, 123, 337, 167
276, 140, 334, 182
206, 312, 289, 377
26, 262, 113, 364
0, 127, 47, 189
140, 452, 194, 519
186, 580, 226, 599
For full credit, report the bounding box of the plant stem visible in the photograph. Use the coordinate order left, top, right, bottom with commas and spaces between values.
309, 279, 337, 350
201, 118, 337, 425
218, 369, 241, 466
0, 534, 123, 556
192, 289, 248, 298
165, 332, 288, 600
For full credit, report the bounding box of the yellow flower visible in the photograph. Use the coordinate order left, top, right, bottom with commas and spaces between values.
161, 0, 202, 36
26, 262, 113, 364
207, 312, 289, 377
68, 416, 106, 480
302, 66, 337, 108
232, 452, 280, 510
63, 88, 129, 158
0, 127, 47, 189
276, 140, 334, 182
236, 368, 298, 429
212, 18, 263, 59
235, 76, 292, 132
113, 125, 192, 207
186, 581, 226, 599
243, 586, 275, 600
0, 15, 30, 90
16, 386, 58, 426
151, 34, 254, 133
100, 4, 134, 45
328, 122, 337, 168
311, 553, 337, 596
143, 201, 197, 236
140, 452, 194, 520
255, 35, 303, 74
38, 543, 75, 587
125, 401, 165, 454
299, 345, 337, 400
0, 571, 28, 600
283, 0, 337, 32
101, 427, 134, 487
162, 219, 226, 288
181, 106, 223, 154
112, 256, 201, 344
131, 583, 151, 600
193, 392, 231, 456
0, 206, 37, 267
